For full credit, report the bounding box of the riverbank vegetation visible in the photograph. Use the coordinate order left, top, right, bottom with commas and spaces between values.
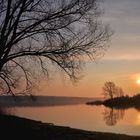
87, 94, 140, 110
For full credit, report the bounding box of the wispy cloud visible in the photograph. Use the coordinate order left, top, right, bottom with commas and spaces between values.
103, 55, 140, 61
99, 0, 140, 63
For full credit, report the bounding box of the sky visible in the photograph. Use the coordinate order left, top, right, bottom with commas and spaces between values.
37, 0, 140, 97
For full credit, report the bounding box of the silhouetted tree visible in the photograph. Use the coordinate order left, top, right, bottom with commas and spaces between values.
102, 82, 124, 99
102, 82, 117, 100
0, 0, 111, 95
117, 87, 124, 97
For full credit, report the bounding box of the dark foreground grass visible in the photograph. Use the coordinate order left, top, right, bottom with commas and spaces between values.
0, 114, 140, 140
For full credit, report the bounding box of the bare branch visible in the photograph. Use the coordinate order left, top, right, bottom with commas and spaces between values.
0, 0, 112, 95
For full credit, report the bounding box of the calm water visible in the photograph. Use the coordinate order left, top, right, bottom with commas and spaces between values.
8, 103, 140, 136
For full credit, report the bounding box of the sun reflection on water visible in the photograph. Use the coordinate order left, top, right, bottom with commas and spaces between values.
135, 114, 140, 125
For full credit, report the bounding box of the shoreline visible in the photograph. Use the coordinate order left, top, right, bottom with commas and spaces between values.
0, 114, 140, 140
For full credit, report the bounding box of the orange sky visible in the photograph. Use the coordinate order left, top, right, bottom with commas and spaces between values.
34, 0, 140, 97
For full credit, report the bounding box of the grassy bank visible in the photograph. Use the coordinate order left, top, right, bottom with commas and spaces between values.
0, 114, 140, 140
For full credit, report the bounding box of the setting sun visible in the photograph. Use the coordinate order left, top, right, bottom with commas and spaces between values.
137, 80, 140, 85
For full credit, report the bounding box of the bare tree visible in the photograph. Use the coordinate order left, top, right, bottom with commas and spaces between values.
0, 0, 111, 95
102, 82, 124, 100
114, 86, 124, 98
117, 87, 124, 97
102, 82, 117, 100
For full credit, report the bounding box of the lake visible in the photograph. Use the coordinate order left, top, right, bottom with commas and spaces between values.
1, 96, 140, 136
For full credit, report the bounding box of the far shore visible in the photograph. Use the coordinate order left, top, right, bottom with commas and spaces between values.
86, 94, 140, 110
0, 95, 97, 107
0, 114, 140, 140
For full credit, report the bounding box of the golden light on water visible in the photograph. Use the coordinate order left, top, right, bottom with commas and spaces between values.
138, 114, 140, 119
136, 114, 140, 125
136, 79, 140, 85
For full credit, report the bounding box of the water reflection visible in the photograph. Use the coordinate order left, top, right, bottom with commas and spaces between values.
1, 103, 140, 136
103, 107, 125, 126
0, 96, 140, 135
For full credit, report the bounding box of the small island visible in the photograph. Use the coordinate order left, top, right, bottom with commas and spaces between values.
86, 82, 140, 110
87, 94, 140, 110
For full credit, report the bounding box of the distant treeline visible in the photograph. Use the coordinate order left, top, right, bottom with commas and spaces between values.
86, 94, 140, 111
103, 94, 140, 110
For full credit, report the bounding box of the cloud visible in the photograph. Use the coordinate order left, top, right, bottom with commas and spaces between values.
98, 0, 140, 62
101, 0, 140, 32
103, 55, 140, 61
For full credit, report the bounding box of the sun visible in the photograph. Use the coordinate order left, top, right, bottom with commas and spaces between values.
137, 79, 140, 85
